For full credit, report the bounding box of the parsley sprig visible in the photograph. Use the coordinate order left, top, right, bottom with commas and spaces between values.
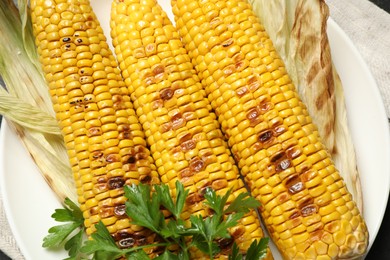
42, 198, 85, 259
43, 181, 269, 259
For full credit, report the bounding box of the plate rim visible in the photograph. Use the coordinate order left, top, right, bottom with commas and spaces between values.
328, 17, 390, 253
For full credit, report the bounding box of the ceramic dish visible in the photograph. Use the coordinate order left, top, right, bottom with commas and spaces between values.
1, 1, 389, 259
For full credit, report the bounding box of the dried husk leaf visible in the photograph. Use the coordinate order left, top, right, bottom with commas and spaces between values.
249, 0, 363, 211
4, 119, 75, 202
0, 87, 60, 135
332, 68, 363, 213
0, 0, 75, 203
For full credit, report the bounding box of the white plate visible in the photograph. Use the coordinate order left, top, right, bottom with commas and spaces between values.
1, 1, 389, 260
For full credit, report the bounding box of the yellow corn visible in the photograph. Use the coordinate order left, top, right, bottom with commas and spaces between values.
172, 0, 369, 259
110, 0, 272, 258
30, 0, 162, 255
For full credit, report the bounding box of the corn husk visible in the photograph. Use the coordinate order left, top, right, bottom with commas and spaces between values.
249, 0, 363, 212
0, 88, 60, 135
0, 0, 75, 203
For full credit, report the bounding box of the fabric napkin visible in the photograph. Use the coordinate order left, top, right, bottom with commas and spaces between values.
0, 195, 24, 259
326, 0, 390, 118
0, 0, 389, 259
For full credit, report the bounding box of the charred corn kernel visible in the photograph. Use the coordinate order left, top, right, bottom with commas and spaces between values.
31, 0, 162, 256
111, 0, 271, 259
172, 0, 369, 258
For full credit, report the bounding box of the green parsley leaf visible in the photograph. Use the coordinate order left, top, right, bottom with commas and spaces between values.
126, 250, 150, 260
124, 184, 165, 233
189, 214, 221, 257
154, 250, 181, 260
173, 181, 188, 219
93, 250, 122, 260
224, 192, 260, 215
245, 238, 269, 260
228, 243, 242, 260
189, 214, 207, 238
43, 222, 81, 248
213, 212, 244, 239
187, 187, 267, 259
176, 250, 192, 260
51, 208, 74, 223
51, 198, 83, 223
192, 233, 219, 256
64, 198, 84, 220
189, 215, 212, 254
64, 228, 84, 258
228, 239, 269, 260
155, 181, 188, 219
203, 187, 231, 218
80, 221, 122, 258
159, 219, 186, 239
42, 198, 85, 259
154, 184, 175, 216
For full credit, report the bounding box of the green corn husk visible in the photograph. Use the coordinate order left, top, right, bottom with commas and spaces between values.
249, 0, 363, 212
0, 0, 75, 203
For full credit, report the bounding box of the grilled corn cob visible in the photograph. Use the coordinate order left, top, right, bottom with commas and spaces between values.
172, 0, 369, 259
30, 0, 162, 255
110, 0, 272, 258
